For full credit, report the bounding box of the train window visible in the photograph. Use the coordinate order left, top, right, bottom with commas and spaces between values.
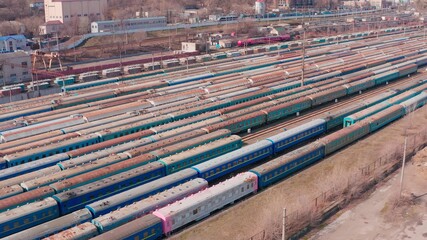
247, 184, 250, 189
4, 225, 10, 231
134, 235, 140, 240
193, 209, 198, 215
241, 187, 244, 192
144, 232, 149, 238
14, 222, 19, 228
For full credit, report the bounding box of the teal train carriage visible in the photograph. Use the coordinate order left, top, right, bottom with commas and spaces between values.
319, 121, 370, 155
366, 105, 405, 132
159, 136, 243, 174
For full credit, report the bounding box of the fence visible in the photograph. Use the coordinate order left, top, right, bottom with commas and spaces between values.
247, 128, 427, 240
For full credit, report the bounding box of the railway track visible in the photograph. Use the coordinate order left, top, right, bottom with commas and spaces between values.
242, 74, 427, 142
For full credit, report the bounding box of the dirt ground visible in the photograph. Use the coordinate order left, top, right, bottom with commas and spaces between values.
171, 105, 427, 240
309, 147, 427, 240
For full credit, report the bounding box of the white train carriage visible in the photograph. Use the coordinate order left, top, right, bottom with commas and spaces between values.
153, 172, 258, 235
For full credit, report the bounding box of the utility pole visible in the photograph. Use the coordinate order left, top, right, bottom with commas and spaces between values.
301, 30, 306, 87
282, 208, 286, 240
399, 137, 407, 198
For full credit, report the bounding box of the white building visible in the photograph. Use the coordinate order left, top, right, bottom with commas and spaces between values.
369, 0, 385, 8
41, 0, 108, 34
255, 0, 266, 15
0, 35, 28, 53
0, 51, 32, 85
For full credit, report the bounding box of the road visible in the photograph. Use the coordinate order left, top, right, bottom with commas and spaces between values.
309, 148, 427, 240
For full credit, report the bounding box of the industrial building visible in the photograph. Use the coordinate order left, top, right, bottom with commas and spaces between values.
0, 35, 28, 53
41, 0, 108, 34
0, 51, 32, 85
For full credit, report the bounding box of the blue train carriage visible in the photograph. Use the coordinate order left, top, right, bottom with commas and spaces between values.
266, 119, 326, 153
319, 121, 370, 155
90, 215, 163, 240
0, 158, 6, 170
152, 172, 258, 236
365, 105, 405, 132
3, 208, 92, 240
191, 140, 273, 182
4, 134, 100, 167
86, 169, 199, 217
250, 141, 325, 188
0, 197, 60, 238
51, 161, 165, 215
158, 135, 243, 175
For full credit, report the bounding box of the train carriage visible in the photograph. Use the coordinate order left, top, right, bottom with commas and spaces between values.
320, 121, 370, 155
153, 172, 258, 235
250, 142, 325, 188
308, 86, 347, 106
0, 158, 6, 170
343, 102, 391, 127
159, 136, 243, 174
366, 105, 405, 132
44, 222, 98, 240
0, 186, 55, 212
322, 103, 365, 130
0, 185, 24, 200
400, 91, 427, 114
192, 140, 273, 182
373, 70, 399, 85
86, 169, 199, 217
343, 77, 376, 95
90, 215, 163, 240
51, 162, 165, 215
266, 119, 326, 153
3, 209, 92, 240
4, 134, 100, 167
262, 97, 312, 122
92, 179, 208, 233
94, 115, 173, 141
0, 197, 59, 238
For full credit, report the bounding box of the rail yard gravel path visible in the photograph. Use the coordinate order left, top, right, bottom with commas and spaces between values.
171, 105, 427, 240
